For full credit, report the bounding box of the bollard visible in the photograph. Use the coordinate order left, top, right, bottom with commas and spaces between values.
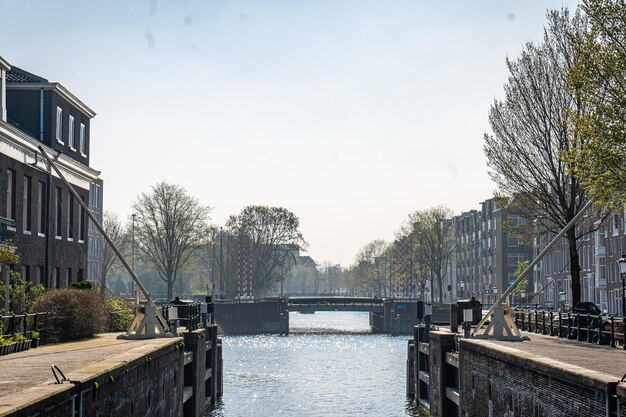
450, 304, 458, 333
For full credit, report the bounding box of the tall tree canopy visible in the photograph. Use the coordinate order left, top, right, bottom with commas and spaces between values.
132, 182, 211, 300
226, 205, 307, 297
484, 9, 593, 307
567, 0, 626, 204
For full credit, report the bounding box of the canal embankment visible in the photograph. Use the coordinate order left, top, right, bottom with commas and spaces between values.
0, 327, 222, 417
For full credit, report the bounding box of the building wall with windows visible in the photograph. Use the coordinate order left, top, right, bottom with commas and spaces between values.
87, 179, 104, 285
454, 198, 533, 306
0, 56, 101, 295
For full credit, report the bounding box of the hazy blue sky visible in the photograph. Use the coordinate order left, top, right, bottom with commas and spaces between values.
0, 0, 578, 266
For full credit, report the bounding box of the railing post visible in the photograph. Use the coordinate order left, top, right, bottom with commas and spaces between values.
11, 314, 16, 337
587, 313, 592, 343
549, 311, 553, 336
567, 313, 572, 339
521, 312, 525, 331
534, 309, 538, 333
558, 312, 562, 338
577, 314, 582, 341
542, 311, 546, 335
610, 316, 615, 347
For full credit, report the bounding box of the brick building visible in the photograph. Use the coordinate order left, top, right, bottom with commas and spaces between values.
0, 56, 102, 295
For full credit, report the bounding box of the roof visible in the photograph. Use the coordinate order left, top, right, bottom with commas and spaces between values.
6, 67, 48, 83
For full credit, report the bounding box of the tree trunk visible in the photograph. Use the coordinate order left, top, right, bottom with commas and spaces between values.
167, 278, 173, 300
567, 227, 582, 310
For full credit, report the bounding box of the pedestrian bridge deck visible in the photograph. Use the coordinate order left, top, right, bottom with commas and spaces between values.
469, 331, 626, 379
287, 296, 385, 313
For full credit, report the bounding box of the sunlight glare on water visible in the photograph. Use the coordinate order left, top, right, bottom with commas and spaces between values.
209, 311, 426, 417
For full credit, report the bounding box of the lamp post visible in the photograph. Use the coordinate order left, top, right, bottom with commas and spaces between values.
132, 213, 136, 305
618, 255, 626, 317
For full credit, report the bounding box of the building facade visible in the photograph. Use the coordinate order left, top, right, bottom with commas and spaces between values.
0, 57, 102, 296
454, 198, 533, 306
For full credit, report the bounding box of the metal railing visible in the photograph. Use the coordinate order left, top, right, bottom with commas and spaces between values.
161, 302, 203, 331
513, 309, 625, 349
1, 312, 48, 338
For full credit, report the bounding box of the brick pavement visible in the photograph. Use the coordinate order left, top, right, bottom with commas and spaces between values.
471, 332, 626, 379
0, 333, 179, 401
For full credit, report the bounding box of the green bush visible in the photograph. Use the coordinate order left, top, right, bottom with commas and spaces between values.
32, 289, 108, 342
70, 281, 93, 290
107, 297, 134, 332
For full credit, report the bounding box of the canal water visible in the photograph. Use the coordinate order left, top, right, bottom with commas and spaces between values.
209, 311, 426, 417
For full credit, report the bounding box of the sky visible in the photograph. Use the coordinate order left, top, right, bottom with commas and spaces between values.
0, 0, 578, 267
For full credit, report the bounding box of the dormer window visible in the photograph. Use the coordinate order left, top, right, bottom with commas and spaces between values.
56, 107, 63, 144
79, 123, 86, 157
68, 115, 75, 150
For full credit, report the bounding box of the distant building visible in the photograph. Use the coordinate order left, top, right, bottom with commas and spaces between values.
0, 56, 102, 294
454, 197, 533, 305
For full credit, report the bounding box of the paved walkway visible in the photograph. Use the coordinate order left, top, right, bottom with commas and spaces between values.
471, 331, 626, 379
0, 333, 179, 400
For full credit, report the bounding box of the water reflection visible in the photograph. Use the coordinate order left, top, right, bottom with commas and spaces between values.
209, 311, 426, 417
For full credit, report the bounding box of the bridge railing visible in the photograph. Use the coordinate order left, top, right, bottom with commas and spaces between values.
513, 309, 626, 349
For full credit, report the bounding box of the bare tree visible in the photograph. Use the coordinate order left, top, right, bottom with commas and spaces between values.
408, 206, 455, 303
226, 205, 306, 297
100, 211, 130, 292
350, 240, 388, 297
132, 182, 211, 300
483, 9, 595, 307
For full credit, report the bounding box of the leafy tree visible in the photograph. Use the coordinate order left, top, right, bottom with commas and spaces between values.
567, 0, 626, 204
226, 205, 306, 297
484, 9, 593, 308
132, 182, 211, 300
513, 260, 530, 302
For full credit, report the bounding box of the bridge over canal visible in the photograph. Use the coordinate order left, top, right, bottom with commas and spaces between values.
287, 296, 384, 313
213, 297, 421, 335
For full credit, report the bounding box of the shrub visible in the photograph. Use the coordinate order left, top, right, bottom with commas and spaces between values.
32, 289, 108, 342
107, 297, 134, 332
70, 281, 93, 290
31, 331, 40, 339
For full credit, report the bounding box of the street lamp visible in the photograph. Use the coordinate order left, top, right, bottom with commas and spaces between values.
132, 213, 136, 305
618, 255, 626, 317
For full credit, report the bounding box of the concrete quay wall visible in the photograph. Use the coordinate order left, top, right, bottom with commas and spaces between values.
0, 327, 222, 417
409, 327, 626, 417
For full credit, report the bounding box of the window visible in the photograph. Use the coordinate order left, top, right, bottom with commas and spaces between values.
56, 107, 63, 144
79, 123, 86, 156
36, 266, 43, 286
54, 267, 61, 288
22, 176, 31, 233
508, 236, 520, 247
37, 181, 45, 235
68, 115, 75, 149
78, 196, 85, 242
55, 186, 62, 238
508, 253, 525, 267
67, 193, 74, 240
21, 265, 30, 282
67, 268, 72, 286
599, 257, 606, 280
6, 169, 15, 221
